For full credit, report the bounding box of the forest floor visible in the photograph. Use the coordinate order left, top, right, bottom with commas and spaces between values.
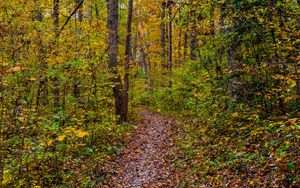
100, 109, 178, 187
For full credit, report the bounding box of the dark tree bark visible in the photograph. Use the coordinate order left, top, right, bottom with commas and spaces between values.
122, 0, 134, 121
190, 26, 198, 61
53, 0, 60, 110
168, 3, 173, 87
139, 44, 148, 75
106, 0, 110, 26
219, 2, 226, 31
34, 0, 48, 111
188, 0, 197, 60
53, 0, 59, 37
108, 0, 123, 123
183, 25, 188, 63
177, 26, 182, 64
216, 2, 226, 79
132, 32, 137, 64
296, 79, 300, 95
160, 2, 167, 66
73, 0, 83, 101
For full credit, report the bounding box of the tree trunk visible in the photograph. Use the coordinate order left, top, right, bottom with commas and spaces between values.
189, 0, 198, 61
177, 27, 182, 64
53, 0, 60, 110
190, 26, 198, 61
183, 25, 188, 63
106, 0, 110, 26
53, 0, 59, 37
132, 32, 137, 65
76, 0, 83, 22
168, 4, 173, 87
34, 0, 48, 111
296, 79, 300, 95
122, 0, 133, 122
160, 2, 167, 66
140, 46, 148, 74
108, 0, 123, 123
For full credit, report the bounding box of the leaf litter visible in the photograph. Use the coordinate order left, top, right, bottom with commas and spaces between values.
100, 109, 178, 187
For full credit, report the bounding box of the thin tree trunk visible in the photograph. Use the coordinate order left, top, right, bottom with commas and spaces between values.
189, 0, 198, 61
140, 46, 148, 75
53, 0, 60, 110
76, 0, 83, 22
183, 25, 188, 63
177, 27, 182, 64
106, 0, 110, 26
190, 26, 198, 61
160, 2, 167, 66
122, 0, 133, 121
168, 4, 173, 87
34, 0, 47, 111
53, 0, 59, 37
73, 0, 83, 101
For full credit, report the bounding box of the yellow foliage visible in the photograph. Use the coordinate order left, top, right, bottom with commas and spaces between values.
57, 135, 66, 141
75, 130, 89, 138
231, 112, 239, 118
2, 170, 10, 185
47, 140, 53, 146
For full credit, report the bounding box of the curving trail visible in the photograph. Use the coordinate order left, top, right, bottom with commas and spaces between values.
101, 109, 177, 188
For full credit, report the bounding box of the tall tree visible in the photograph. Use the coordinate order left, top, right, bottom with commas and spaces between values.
53, 0, 60, 37
53, 0, 60, 110
122, 0, 134, 121
108, 0, 123, 123
189, 7, 198, 61
160, 1, 167, 66
167, 1, 173, 87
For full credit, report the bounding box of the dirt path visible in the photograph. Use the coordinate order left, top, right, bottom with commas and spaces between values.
101, 109, 177, 187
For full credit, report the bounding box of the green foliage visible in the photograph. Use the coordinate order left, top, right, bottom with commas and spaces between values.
0, 0, 133, 186
0, 0, 299, 186
140, 1, 300, 185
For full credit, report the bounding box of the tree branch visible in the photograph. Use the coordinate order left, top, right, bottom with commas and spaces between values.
170, 2, 191, 22
56, 0, 84, 38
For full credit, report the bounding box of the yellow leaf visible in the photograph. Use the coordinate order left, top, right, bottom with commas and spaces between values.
29, 77, 36, 81
8, 66, 28, 72
157, 108, 161, 113
3, 170, 10, 185
231, 112, 239, 118
47, 140, 53, 145
57, 135, 65, 141
75, 130, 89, 138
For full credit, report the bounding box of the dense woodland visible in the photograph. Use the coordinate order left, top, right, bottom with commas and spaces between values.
0, 0, 299, 187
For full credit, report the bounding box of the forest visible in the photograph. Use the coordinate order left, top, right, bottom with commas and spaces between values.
0, 0, 299, 187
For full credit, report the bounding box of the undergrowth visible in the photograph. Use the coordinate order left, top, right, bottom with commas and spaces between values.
142, 63, 300, 187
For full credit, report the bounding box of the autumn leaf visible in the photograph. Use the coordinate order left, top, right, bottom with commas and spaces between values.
57, 135, 66, 141
47, 140, 53, 145
75, 130, 89, 138
2, 170, 10, 185
231, 112, 239, 118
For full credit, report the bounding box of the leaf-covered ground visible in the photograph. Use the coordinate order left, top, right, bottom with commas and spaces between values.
99, 108, 299, 187
100, 109, 178, 187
